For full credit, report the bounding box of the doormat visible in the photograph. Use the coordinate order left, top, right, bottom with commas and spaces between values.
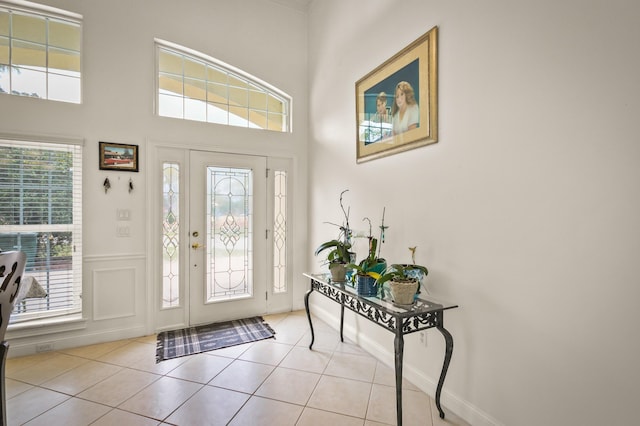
156, 316, 276, 363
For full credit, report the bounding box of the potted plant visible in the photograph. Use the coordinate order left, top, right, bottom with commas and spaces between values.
314, 190, 356, 282
347, 237, 386, 296
376, 253, 428, 305
315, 238, 353, 282
346, 217, 388, 296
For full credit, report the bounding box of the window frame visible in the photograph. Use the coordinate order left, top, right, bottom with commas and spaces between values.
0, 1, 83, 103
0, 133, 83, 325
155, 39, 292, 132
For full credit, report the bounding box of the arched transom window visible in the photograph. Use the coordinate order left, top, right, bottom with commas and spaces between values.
156, 40, 291, 132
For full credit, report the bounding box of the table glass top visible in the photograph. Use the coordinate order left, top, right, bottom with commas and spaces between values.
304, 272, 458, 315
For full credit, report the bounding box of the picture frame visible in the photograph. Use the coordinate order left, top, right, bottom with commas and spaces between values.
356, 26, 438, 163
99, 141, 139, 172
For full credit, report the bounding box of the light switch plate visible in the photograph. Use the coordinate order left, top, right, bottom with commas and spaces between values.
117, 209, 131, 221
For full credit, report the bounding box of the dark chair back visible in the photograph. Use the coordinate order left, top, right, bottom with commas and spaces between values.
0, 251, 27, 340
0, 251, 26, 426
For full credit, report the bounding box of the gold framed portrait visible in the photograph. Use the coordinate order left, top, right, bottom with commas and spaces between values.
356, 26, 438, 163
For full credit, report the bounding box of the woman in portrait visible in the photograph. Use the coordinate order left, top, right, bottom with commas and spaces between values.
391, 81, 419, 135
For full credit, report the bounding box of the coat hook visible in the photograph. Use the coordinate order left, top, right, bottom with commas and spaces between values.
103, 177, 111, 194
129, 178, 134, 193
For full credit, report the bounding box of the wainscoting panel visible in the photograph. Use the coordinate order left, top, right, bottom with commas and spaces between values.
93, 267, 136, 320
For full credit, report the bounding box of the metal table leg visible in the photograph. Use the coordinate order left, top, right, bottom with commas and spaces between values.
339, 296, 345, 342
394, 328, 404, 426
435, 319, 454, 419
304, 286, 315, 350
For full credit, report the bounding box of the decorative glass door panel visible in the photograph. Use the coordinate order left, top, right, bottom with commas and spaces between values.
206, 166, 253, 301
189, 151, 266, 325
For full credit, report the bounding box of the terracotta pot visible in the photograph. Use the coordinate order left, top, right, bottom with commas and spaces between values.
389, 279, 419, 305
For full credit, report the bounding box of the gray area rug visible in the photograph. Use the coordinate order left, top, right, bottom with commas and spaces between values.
156, 316, 275, 362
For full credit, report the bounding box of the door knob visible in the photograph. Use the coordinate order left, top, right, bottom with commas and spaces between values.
191, 243, 202, 249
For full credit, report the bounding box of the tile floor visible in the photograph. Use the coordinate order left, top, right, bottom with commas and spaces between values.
5, 310, 468, 426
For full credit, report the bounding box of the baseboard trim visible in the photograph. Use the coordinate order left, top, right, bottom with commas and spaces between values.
7, 325, 148, 358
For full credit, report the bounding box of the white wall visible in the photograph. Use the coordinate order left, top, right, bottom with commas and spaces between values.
2, 0, 309, 354
307, 1, 640, 425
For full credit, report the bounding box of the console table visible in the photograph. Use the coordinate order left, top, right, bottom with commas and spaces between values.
303, 273, 458, 425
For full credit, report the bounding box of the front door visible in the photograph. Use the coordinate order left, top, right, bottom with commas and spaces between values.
188, 151, 267, 325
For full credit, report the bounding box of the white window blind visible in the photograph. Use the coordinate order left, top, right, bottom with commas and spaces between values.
0, 137, 82, 323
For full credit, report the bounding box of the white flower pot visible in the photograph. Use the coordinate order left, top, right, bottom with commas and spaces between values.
329, 263, 347, 282
389, 279, 419, 305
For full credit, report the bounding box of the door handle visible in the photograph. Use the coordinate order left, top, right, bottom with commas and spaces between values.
192, 243, 202, 249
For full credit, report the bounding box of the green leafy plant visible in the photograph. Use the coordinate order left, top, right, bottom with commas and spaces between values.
347, 237, 384, 275
346, 216, 387, 283
315, 190, 355, 270
376, 263, 428, 286
376, 246, 428, 286
314, 239, 352, 268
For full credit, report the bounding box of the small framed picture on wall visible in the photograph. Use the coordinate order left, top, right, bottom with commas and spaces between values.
99, 141, 139, 172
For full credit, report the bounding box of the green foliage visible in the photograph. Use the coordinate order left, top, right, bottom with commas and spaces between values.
46, 233, 72, 257
315, 239, 352, 265
0, 146, 74, 226
376, 264, 429, 287
345, 236, 387, 284
345, 263, 382, 280
360, 237, 385, 270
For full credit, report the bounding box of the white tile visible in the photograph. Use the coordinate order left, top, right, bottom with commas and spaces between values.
373, 362, 421, 391
208, 359, 274, 393
255, 367, 321, 405
40, 360, 122, 395
228, 396, 303, 426
7, 386, 70, 425
166, 353, 232, 383
307, 375, 371, 418
7, 353, 88, 385
5, 377, 33, 399
165, 385, 249, 425
325, 352, 377, 383
237, 339, 293, 365
279, 346, 332, 374
118, 376, 202, 420
96, 341, 154, 367
77, 368, 160, 407
271, 324, 307, 345
59, 339, 132, 360
24, 397, 111, 426
297, 407, 365, 426
6, 352, 58, 375
298, 329, 341, 351
92, 409, 161, 426
206, 341, 253, 359
367, 383, 433, 426
128, 350, 191, 375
